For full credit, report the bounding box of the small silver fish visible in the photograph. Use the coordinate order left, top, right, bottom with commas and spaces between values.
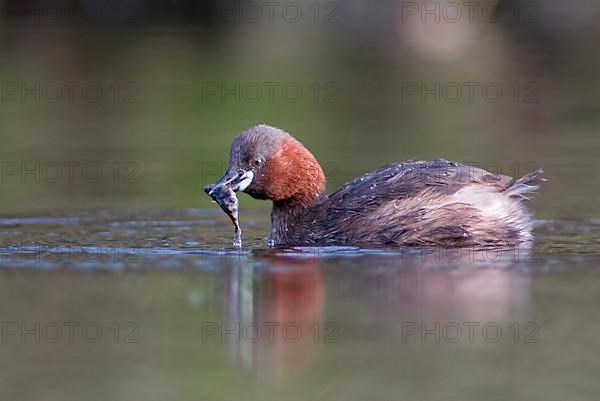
204, 183, 242, 248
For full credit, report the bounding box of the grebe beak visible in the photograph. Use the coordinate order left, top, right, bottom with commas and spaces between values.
205, 168, 254, 196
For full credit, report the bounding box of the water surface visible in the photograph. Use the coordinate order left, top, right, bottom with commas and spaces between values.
0, 210, 598, 401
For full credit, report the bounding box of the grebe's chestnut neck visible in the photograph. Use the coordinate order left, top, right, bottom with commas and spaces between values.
211, 124, 326, 208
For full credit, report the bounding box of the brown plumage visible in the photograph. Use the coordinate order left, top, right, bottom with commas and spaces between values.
206, 125, 544, 248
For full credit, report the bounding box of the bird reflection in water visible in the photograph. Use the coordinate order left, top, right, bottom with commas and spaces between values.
221, 245, 534, 377
223, 251, 325, 377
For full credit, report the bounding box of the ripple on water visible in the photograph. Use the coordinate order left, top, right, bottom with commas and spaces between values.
0, 212, 598, 270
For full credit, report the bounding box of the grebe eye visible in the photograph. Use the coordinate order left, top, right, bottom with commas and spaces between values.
250, 157, 264, 168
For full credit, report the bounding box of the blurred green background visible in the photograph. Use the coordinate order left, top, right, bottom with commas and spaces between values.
1, 0, 598, 219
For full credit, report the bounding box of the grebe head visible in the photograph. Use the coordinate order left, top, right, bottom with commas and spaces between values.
209, 124, 325, 206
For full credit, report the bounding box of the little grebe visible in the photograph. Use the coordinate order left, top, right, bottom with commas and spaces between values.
206, 125, 543, 247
